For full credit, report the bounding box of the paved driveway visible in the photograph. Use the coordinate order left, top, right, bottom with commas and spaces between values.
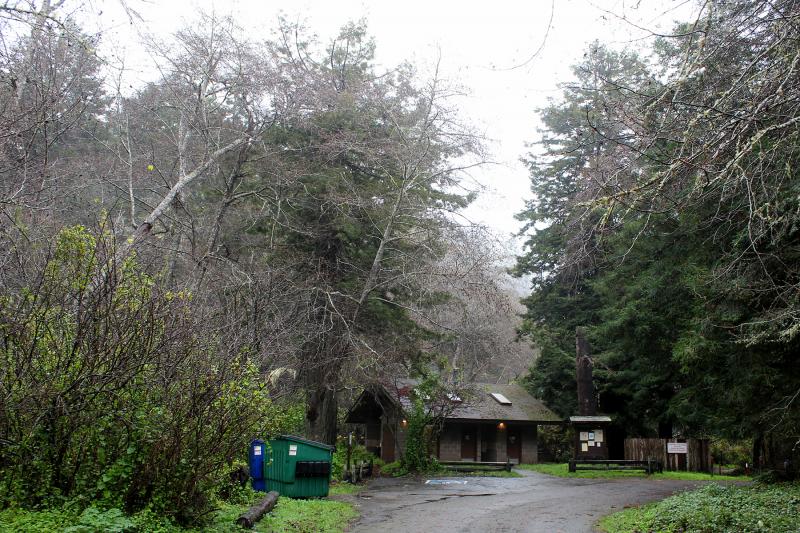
345, 469, 707, 533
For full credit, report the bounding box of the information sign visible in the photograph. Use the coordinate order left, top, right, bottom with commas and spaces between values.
667, 442, 688, 454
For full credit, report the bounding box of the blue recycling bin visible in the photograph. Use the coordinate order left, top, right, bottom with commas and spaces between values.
249, 439, 266, 492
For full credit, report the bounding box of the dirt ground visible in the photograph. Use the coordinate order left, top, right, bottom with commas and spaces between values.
342, 469, 707, 533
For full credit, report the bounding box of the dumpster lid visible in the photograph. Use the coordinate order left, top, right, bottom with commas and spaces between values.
275, 434, 335, 451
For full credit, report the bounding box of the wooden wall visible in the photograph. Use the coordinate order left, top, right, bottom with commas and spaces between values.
624, 438, 711, 472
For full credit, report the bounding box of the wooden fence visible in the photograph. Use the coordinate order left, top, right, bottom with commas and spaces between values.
624, 438, 711, 472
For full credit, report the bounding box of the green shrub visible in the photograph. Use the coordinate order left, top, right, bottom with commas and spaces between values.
331, 438, 379, 480
0, 507, 78, 532
537, 425, 572, 463
710, 438, 751, 467
753, 469, 782, 484
600, 482, 800, 533
64, 506, 135, 533
0, 227, 292, 525
380, 460, 408, 477
129, 509, 181, 533
218, 481, 259, 507
401, 396, 437, 473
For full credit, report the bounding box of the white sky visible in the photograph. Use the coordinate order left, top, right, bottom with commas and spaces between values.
82, 0, 698, 251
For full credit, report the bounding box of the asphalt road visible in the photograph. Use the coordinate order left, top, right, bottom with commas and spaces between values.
344, 469, 706, 533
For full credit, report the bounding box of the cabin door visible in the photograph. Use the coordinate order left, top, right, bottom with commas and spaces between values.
381, 420, 395, 462
461, 427, 477, 461
507, 427, 521, 463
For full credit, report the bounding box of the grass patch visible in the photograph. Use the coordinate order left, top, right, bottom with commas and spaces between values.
599, 501, 659, 533
0, 495, 358, 533
329, 481, 368, 495
518, 463, 750, 481
254, 498, 357, 533
598, 482, 800, 533
381, 459, 522, 479
466, 469, 522, 478
445, 469, 522, 478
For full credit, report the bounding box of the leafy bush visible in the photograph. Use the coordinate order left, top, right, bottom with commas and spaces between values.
537, 425, 573, 463
64, 506, 135, 533
217, 476, 259, 507
400, 378, 455, 475
600, 482, 800, 533
402, 396, 434, 472
753, 469, 784, 484
710, 438, 751, 467
0, 227, 288, 524
0, 507, 78, 532
380, 460, 408, 477
129, 509, 182, 533
331, 438, 379, 480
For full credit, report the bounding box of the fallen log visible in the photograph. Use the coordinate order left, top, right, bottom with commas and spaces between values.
236, 491, 279, 529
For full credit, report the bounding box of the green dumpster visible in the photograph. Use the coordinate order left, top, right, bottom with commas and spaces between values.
263, 435, 334, 497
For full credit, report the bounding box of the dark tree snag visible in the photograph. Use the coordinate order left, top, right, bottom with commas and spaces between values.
236, 491, 279, 529
305, 380, 339, 445
576, 327, 597, 416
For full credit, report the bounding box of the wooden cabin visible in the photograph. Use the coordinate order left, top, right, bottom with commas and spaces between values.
345, 380, 561, 464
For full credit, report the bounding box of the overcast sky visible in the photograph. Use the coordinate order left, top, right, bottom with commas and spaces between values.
84, 0, 698, 251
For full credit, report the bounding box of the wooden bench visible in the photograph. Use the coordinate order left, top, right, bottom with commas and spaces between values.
568, 459, 663, 474
439, 460, 513, 472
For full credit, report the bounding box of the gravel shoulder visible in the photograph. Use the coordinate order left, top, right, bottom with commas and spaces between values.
346, 469, 713, 533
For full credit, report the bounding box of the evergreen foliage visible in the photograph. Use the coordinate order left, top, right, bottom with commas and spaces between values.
516, 1, 800, 454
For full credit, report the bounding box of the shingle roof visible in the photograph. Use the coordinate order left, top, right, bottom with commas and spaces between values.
450, 383, 562, 423
380, 379, 562, 423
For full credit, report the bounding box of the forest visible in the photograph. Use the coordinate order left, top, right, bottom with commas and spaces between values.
0, 0, 527, 526
516, 0, 799, 467
1, 0, 798, 531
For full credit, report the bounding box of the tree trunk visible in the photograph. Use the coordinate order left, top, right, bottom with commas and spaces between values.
752, 432, 763, 470
301, 296, 347, 445
236, 491, 279, 529
305, 379, 338, 445
576, 327, 597, 416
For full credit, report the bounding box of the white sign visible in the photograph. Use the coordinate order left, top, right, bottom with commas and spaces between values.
668, 442, 688, 454
289, 444, 298, 456
595, 430, 604, 443
253, 445, 262, 456
579, 431, 589, 441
